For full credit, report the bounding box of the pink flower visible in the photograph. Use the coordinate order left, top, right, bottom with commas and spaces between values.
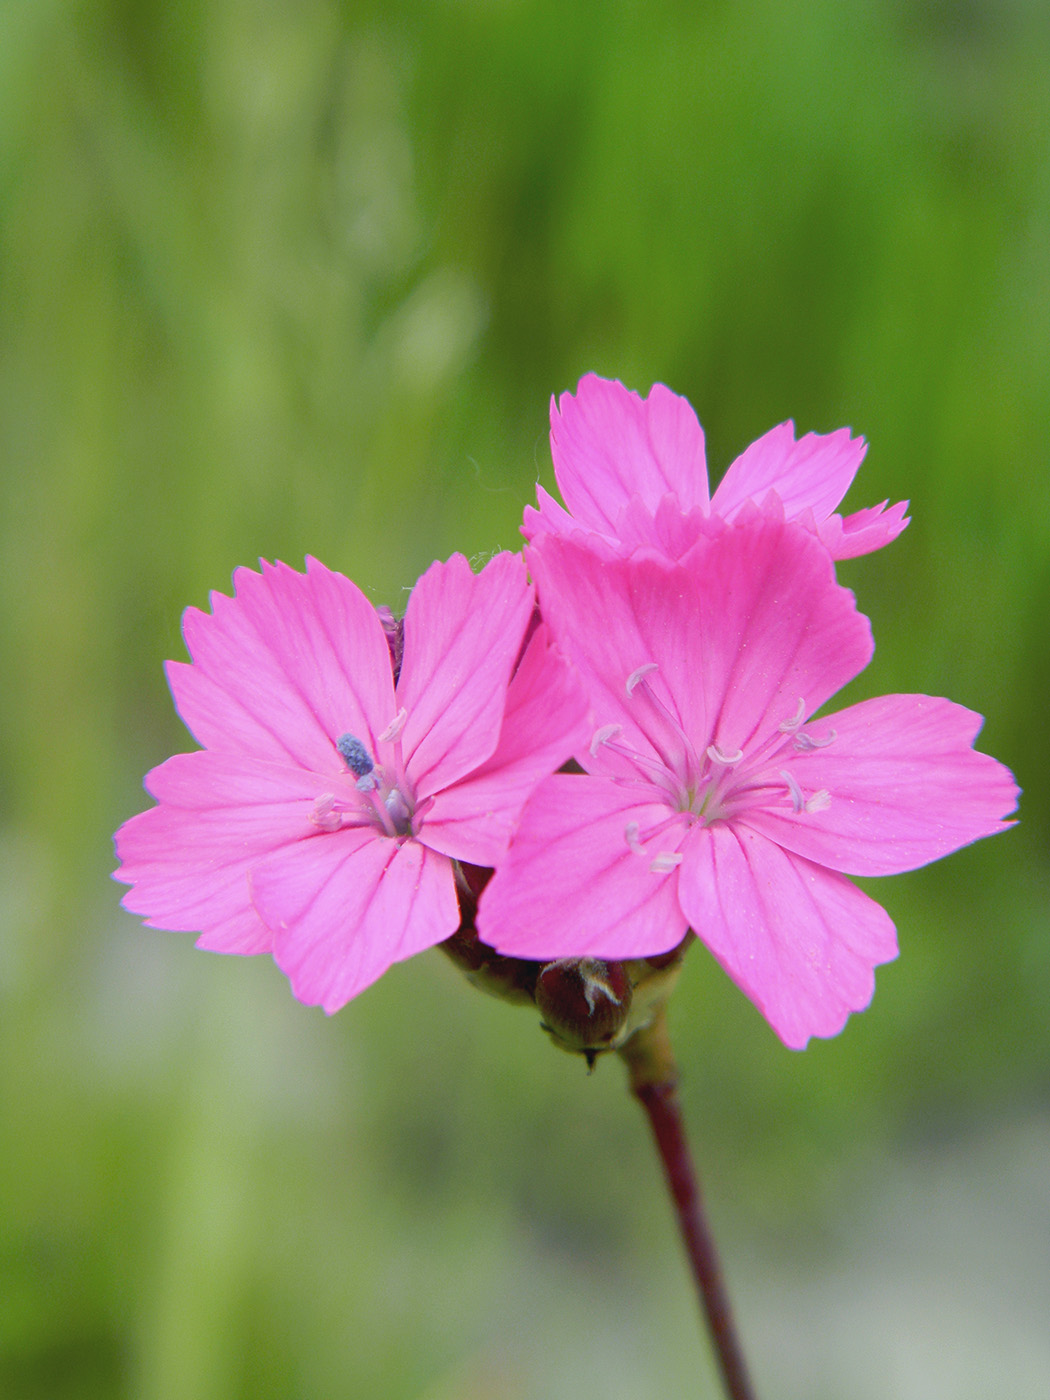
524, 373, 910, 561
478, 513, 1018, 1048
114, 552, 589, 1012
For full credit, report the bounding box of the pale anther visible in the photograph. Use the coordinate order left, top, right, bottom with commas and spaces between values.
778, 697, 807, 733
707, 743, 744, 765
626, 662, 659, 696
379, 708, 408, 743
310, 793, 342, 832
649, 851, 683, 874
591, 722, 623, 756
793, 729, 837, 751
805, 788, 832, 814
624, 821, 647, 856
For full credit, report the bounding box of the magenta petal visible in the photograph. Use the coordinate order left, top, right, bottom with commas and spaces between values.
522, 484, 580, 544
613, 493, 714, 559
536, 376, 903, 566
253, 834, 458, 1012
397, 552, 533, 797
527, 536, 709, 767
678, 824, 898, 1049
712, 423, 867, 526
529, 514, 873, 763
166, 661, 296, 767
173, 558, 395, 772
817, 500, 911, 559
658, 511, 875, 754
421, 623, 590, 865
114, 751, 326, 953
550, 375, 710, 533
744, 694, 1020, 876
117, 797, 273, 954
477, 774, 690, 960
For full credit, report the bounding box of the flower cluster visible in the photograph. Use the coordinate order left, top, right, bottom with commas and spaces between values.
115, 376, 1018, 1047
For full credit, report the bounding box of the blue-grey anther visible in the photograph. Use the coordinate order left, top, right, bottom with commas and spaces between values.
336, 733, 375, 779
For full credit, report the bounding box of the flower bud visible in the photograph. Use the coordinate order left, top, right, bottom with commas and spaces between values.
535, 958, 633, 1064
440, 925, 539, 1007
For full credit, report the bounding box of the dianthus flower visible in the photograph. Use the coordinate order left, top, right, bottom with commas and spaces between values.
478, 512, 1018, 1048
524, 373, 910, 561
114, 552, 589, 1011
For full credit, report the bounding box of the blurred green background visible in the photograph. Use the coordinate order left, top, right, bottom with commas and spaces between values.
1, 1, 1047, 1396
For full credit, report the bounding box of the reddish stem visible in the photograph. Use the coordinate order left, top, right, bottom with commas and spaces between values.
619, 1011, 757, 1400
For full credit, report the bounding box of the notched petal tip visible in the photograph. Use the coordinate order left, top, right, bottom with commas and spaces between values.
819, 500, 911, 559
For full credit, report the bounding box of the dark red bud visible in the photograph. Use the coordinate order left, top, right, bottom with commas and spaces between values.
534, 958, 633, 1061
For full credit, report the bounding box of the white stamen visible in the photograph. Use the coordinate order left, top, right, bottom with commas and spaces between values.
649, 851, 683, 874
624, 821, 647, 856
355, 772, 378, 792
805, 788, 832, 814
779, 697, 807, 733
626, 662, 659, 696
591, 722, 623, 756
706, 743, 744, 765
793, 728, 837, 751
780, 769, 806, 814
379, 708, 408, 743
580, 962, 622, 1012
310, 793, 342, 832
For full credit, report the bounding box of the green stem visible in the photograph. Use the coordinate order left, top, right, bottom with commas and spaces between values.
619, 1010, 757, 1400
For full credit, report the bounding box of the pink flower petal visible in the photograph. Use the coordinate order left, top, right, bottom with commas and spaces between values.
521, 484, 579, 544
817, 500, 911, 560
527, 538, 706, 772
114, 751, 329, 953
478, 774, 690, 960
166, 661, 297, 767
529, 513, 873, 766
677, 823, 898, 1049
550, 375, 710, 534
612, 493, 714, 558
534, 377, 905, 565
421, 623, 590, 865
397, 552, 534, 798
743, 694, 1020, 876
172, 558, 395, 773
252, 832, 458, 1012
711, 423, 867, 526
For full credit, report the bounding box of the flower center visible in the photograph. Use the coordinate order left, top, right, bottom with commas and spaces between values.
311, 711, 421, 840
588, 667, 835, 862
